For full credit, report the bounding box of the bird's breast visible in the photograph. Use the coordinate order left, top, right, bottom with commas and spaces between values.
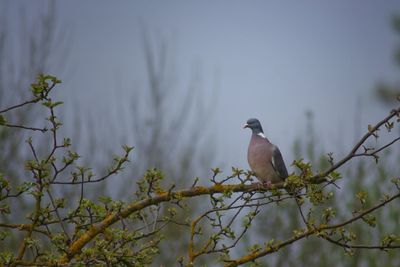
247, 139, 277, 182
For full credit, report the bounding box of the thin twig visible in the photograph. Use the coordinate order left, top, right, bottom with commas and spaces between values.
225, 192, 400, 267
0, 97, 40, 114
313, 107, 400, 182
323, 235, 400, 250
3, 123, 47, 132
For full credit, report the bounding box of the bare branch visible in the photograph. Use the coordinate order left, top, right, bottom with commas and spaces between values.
2, 123, 47, 132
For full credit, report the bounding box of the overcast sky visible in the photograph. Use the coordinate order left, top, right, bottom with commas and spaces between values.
6, 1, 400, 173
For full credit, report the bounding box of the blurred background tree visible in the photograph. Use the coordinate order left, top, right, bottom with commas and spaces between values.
0, 1, 65, 181
1, 1, 400, 266
0, 2, 68, 248
375, 15, 400, 106
0, 1, 218, 264
116, 32, 218, 266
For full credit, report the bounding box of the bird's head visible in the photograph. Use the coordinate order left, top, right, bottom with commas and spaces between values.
243, 118, 264, 134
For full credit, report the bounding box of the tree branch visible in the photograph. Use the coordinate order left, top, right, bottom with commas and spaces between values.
0, 97, 40, 114
2, 123, 47, 132
323, 235, 400, 250
224, 192, 400, 266
312, 107, 400, 182
59, 183, 267, 263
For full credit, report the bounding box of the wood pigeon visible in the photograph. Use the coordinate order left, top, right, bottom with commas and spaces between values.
244, 119, 306, 222
244, 118, 288, 186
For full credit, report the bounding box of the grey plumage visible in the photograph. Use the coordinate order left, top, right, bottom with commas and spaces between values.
271, 147, 288, 179
244, 119, 306, 223
244, 118, 288, 184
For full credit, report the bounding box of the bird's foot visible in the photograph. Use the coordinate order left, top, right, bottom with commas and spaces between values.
262, 180, 273, 189
251, 181, 272, 190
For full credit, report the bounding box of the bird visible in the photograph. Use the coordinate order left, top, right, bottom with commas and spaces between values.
244, 119, 307, 223
244, 118, 288, 186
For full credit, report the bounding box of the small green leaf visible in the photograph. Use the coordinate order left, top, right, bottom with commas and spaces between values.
52, 101, 64, 107
356, 191, 368, 205
0, 115, 6, 125
0, 203, 10, 214
122, 145, 134, 153
362, 214, 376, 227
42, 101, 64, 108
212, 167, 222, 175
42, 101, 52, 108
63, 138, 71, 147
98, 196, 112, 204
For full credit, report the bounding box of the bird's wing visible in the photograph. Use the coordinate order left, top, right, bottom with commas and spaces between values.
271, 146, 288, 179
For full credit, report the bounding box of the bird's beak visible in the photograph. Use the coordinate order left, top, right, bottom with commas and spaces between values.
243, 124, 249, 129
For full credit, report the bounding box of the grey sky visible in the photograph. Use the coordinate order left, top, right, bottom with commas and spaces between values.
7, 1, 400, 173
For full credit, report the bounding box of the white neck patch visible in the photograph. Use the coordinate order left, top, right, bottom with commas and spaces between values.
257, 132, 266, 138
